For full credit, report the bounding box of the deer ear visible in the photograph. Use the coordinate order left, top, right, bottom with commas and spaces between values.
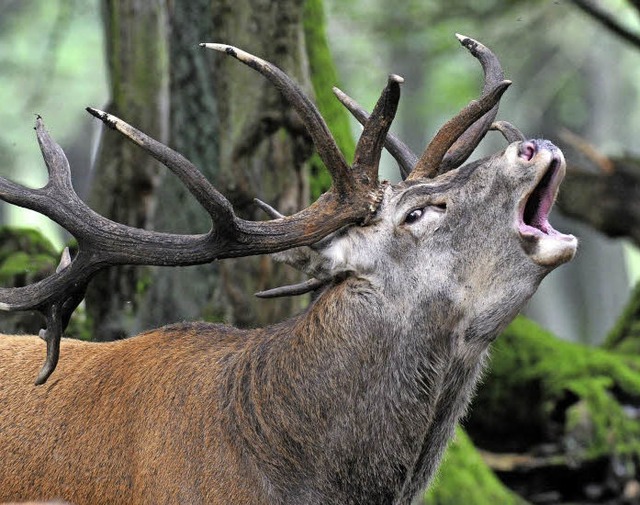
271, 247, 328, 278
270, 228, 360, 279
256, 236, 353, 299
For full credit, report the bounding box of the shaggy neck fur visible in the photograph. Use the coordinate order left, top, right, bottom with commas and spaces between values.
221, 277, 492, 505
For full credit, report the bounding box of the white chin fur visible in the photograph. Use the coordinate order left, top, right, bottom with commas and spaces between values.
528, 234, 578, 267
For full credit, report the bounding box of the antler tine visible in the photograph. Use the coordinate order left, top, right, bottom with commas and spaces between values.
86, 107, 236, 229
0, 118, 84, 229
352, 74, 403, 185
200, 43, 351, 193
86, 108, 370, 250
332, 84, 417, 179
491, 121, 526, 143
255, 278, 325, 299
407, 80, 511, 180
408, 35, 511, 180
254, 198, 285, 219
436, 34, 506, 173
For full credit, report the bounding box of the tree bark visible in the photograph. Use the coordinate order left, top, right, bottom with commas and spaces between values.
86, 0, 170, 340
207, 0, 311, 327
556, 157, 640, 248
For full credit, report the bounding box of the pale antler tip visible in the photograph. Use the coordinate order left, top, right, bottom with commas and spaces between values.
201, 43, 241, 58
56, 247, 72, 274
86, 108, 120, 132
0, 302, 10, 311
201, 43, 256, 65
200, 42, 228, 52
389, 74, 404, 84
455, 33, 469, 42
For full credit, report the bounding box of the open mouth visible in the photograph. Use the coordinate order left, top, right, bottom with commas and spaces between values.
517, 143, 577, 267
519, 155, 563, 237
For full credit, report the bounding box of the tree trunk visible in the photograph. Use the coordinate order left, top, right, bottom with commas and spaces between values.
87, 0, 327, 336
207, 0, 311, 327
86, 0, 170, 340
136, 0, 222, 330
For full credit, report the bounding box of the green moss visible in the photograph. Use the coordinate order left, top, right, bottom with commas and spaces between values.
64, 303, 94, 341
0, 227, 58, 286
0, 252, 56, 284
0, 226, 57, 261
136, 269, 153, 296
303, 0, 356, 199
471, 316, 640, 461
0, 226, 93, 340
424, 427, 527, 505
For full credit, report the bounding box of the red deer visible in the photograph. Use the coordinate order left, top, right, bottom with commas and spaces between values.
0, 35, 576, 504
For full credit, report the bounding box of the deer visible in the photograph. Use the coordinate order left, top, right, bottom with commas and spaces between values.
0, 35, 576, 504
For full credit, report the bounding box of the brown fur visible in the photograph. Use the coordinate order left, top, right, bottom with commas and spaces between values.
0, 324, 265, 504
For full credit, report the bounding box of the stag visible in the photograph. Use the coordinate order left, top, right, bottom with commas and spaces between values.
0, 35, 576, 504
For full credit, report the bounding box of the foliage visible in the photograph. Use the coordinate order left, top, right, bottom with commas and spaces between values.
424, 427, 527, 505
0, 226, 58, 286
0, 226, 92, 340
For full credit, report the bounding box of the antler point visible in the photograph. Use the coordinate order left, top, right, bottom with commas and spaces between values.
455, 33, 474, 45
202, 43, 230, 53
332, 86, 345, 98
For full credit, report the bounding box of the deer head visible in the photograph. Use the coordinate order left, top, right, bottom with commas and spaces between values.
0, 34, 576, 504
283, 139, 574, 338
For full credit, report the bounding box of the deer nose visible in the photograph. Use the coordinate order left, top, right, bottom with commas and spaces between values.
518, 141, 537, 161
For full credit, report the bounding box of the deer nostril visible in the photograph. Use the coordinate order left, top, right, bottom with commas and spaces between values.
518, 141, 537, 161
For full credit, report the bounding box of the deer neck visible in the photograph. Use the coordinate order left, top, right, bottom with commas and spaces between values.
224, 278, 492, 503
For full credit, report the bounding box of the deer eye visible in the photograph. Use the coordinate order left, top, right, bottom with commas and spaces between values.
404, 208, 425, 224
403, 203, 446, 225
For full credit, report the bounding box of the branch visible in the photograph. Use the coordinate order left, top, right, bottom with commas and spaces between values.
570, 0, 640, 50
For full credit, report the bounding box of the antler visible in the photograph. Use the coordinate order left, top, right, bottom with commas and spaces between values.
491, 120, 526, 143
334, 34, 513, 180
0, 46, 403, 384
332, 86, 417, 179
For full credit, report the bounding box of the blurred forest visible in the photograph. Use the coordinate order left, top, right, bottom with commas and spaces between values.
2, 0, 640, 504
